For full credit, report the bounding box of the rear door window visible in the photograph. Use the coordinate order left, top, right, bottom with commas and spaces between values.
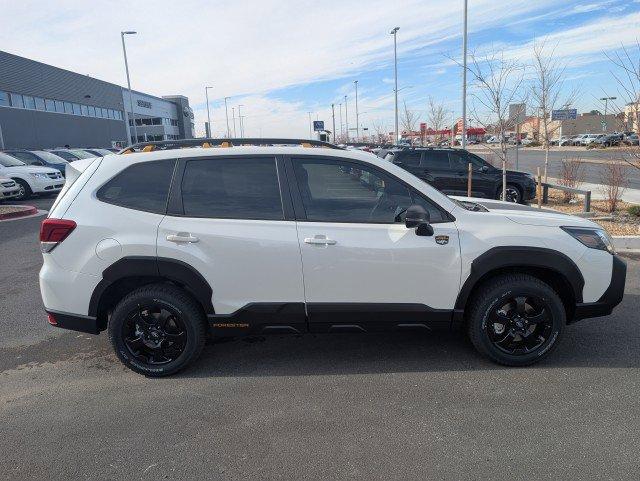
97, 160, 176, 213
397, 151, 422, 166
421, 151, 451, 170
180, 157, 284, 220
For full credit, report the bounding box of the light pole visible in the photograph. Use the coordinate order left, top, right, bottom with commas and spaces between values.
224, 97, 230, 137
600, 96, 616, 132
238, 104, 244, 137
339, 103, 343, 142
205, 86, 213, 138
232, 107, 237, 137
121, 31, 138, 145
461, 0, 468, 149
331, 103, 336, 143
354, 80, 360, 141
307, 111, 312, 139
344, 95, 349, 143
390, 27, 400, 144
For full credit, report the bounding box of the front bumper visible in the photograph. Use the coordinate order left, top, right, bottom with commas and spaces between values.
0, 186, 20, 199
30, 177, 64, 194
522, 180, 537, 201
573, 255, 626, 322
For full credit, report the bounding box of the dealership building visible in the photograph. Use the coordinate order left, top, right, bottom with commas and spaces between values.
0, 50, 194, 149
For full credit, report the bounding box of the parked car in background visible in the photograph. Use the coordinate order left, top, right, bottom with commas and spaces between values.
595, 134, 622, 147
580, 134, 601, 146
0, 176, 21, 201
623, 133, 639, 146
569, 134, 587, 146
0, 152, 64, 200
385, 147, 536, 203
83, 148, 113, 157
550, 136, 570, 146
49, 149, 97, 162
3, 150, 69, 176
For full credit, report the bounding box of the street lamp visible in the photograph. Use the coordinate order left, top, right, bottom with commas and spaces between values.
354, 80, 360, 141
205, 86, 213, 138
344, 95, 349, 143
224, 97, 230, 137
390, 27, 400, 144
600, 96, 617, 132
307, 111, 313, 139
461, 0, 468, 149
238, 104, 244, 137
121, 31, 137, 145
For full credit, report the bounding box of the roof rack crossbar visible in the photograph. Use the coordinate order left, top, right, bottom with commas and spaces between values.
117, 138, 343, 154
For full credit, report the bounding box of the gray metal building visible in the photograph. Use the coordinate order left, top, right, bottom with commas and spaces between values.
0, 50, 193, 149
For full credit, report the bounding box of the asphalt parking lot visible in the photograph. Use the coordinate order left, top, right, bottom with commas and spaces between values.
1, 197, 640, 480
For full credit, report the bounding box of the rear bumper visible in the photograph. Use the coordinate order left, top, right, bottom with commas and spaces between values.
46, 310, 101, 334
573, 255, 626, 322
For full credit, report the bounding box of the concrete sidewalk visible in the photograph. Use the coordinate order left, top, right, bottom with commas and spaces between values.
547, 178, 640, 204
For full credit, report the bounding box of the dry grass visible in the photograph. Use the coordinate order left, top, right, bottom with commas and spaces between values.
0, 205, 24, 215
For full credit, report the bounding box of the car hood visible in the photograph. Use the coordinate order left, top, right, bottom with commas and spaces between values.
2, 165, 60, 175
451, 196, 599, 228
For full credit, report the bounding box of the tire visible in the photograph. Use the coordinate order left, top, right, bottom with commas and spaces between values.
467, 274, 565, 367
108, 284, 207, 377
13, 179, 32, 200
498, 184, 522, 203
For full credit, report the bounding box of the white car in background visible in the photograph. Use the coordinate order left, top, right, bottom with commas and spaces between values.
0, 152, 64, 200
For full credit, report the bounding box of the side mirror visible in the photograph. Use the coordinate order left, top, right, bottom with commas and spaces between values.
405, 204, 434, 236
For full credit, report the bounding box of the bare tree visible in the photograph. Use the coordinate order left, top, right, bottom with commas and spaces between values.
531, 40, 578, 182
599, 162, 628, 213
463, 49, 526, 199
557, 157, 584, 202
606, 42, 640, 171
371, 120, 388, 144
400, 100, 419, 136
427, 97, 449, 143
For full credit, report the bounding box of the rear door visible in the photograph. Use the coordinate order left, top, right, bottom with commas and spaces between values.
157, 155, 306, 334
420, 150, 457, 193
448, 151, 498, 198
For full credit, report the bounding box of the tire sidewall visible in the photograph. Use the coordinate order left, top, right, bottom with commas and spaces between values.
474, 282, 565, 366
110, 294, 201, 376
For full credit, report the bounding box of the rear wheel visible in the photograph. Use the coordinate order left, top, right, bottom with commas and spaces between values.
108, 284, 207, 376
14, 179, 32, 200
498, 184, 522, 203
467, 274, 565, 366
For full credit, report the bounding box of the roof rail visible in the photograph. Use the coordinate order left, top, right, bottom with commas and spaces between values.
117, 138, 343, 154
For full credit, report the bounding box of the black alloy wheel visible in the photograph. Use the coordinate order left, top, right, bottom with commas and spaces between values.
499, 184, 522, 203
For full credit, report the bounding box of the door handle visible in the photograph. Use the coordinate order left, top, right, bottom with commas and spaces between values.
304, 235, 337, 246
166, 232, 199, 243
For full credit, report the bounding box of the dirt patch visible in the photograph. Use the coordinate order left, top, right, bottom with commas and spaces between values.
0, 205, 25, 215
537, 191, 640, 235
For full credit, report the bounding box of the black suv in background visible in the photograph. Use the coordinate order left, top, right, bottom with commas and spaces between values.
384, 148, 536, 203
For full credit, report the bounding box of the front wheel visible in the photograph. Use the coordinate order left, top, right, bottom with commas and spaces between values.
14, 179, 32, 200
108, 284, 207, 376
498, 184, 522, 203
467, 274, 565, 366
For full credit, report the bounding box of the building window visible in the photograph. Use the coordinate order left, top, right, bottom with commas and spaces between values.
87, 106, 96, 117
81, 105, 88, 116
23, 96, 36, 109
72, 103, 81, 115
63, 101, 73, 114
0, 91, 8, 107
10, 93, 24, 108
34, 97, 45, 110
45, 99, 55, 111
54, 100, 64, 113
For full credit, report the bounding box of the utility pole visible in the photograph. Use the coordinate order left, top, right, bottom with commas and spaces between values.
354, 80, 360, 141
232, 107, 237, 137
344, 95, 349, 143
224, 97, 230, 137
461, 0, 468, 149
205, 86, 213, 138
238, 104, 244, 137
121, 31, 138, 145
331, 103, 336, 143
307, 111, 312, 139
390, 27, 400, 144
601, 96, 616, 132
339, 103, 343, 142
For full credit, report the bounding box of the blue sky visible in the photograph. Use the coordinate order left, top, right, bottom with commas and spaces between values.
1, 0, 639, 137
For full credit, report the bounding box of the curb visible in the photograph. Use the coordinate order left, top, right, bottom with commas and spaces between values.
0, 205, 38, 221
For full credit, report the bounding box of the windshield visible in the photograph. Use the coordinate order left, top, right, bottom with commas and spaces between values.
69, 149, 97, 159
51, 150, 80, 161
0, 152, 27, 167
33, 151, 69, 164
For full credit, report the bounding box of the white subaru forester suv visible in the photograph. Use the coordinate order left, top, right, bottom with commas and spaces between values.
39, 139, 626, 376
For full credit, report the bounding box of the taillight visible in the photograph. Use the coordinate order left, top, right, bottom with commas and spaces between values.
40, 218, 76, 253
47, 313, 58, 326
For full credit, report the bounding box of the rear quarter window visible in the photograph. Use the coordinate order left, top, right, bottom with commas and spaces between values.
97, 159, 176, 214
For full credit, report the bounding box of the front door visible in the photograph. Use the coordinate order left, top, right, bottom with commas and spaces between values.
157, 155, 306, 334
448, 151, 497, 198
289, 156, 461, 332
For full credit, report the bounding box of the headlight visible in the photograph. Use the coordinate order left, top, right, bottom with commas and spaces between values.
30, 173, 49, 179
561, 226, 615, 254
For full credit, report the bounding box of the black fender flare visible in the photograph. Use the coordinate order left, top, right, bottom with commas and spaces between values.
88, 256, 214, 316
455, 246, 584, 312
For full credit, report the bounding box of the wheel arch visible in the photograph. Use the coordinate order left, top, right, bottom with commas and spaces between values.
89, 256, 214, 329
455, 247, 584, 322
